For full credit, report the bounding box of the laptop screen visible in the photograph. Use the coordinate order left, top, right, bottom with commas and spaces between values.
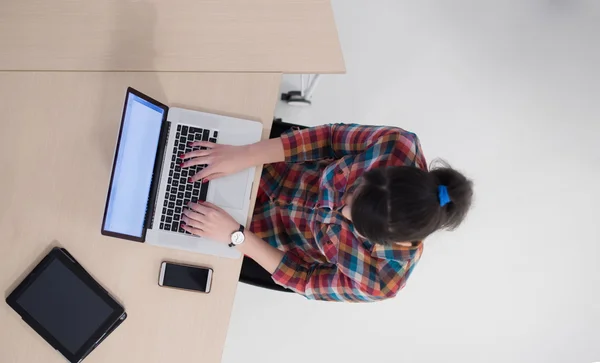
103, 91, 165, 239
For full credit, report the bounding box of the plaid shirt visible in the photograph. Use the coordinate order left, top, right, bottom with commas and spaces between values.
249, 124, 427, 302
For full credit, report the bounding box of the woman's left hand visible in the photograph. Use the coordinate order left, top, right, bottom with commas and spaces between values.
181, 201, 240, 245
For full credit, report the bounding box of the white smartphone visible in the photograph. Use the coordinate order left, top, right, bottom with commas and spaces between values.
158, 262, 213, 293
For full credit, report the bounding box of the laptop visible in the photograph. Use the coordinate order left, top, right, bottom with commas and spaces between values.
101, 87, 262, 259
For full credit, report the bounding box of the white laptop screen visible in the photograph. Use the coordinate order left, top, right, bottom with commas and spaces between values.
103, 92, 165, 238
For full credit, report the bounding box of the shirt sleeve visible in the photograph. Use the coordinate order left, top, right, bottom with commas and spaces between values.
271, 251, 418, 302
279, 123, 425, 169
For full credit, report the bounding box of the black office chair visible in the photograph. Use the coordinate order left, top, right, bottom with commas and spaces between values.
238, 119, 307, 292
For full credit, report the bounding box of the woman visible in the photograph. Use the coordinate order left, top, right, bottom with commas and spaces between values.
179, 123, 473, 302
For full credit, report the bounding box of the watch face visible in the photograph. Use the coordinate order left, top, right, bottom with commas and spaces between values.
231, 231, 245, 245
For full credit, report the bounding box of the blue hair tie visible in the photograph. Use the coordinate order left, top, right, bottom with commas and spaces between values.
438, 185, 451, 207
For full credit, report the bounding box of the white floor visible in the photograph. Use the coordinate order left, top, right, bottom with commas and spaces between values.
223, 1, 600, 363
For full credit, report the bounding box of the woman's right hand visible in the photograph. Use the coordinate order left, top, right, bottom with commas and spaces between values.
180, 141, 254, 182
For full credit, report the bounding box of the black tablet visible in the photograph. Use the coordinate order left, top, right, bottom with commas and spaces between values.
6, 247, 126, 363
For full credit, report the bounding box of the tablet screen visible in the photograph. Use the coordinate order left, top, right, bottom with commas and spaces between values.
15, 258, 114, 354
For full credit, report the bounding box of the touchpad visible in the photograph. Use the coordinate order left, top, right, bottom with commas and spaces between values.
211, 170, 249, 210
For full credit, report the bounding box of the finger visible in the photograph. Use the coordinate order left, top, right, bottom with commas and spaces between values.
181, 156, 212, 168
180, 149, 211, 161
188, 201, 213, 214
188, 141, 218, 148
197, 201, 225, 212
180, 221, 204, 237
189, 167, 216, 183
180, 214, 204, 228
182, 208, 206, 222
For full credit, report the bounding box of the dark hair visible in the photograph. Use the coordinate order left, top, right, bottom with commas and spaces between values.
350, 161, 473, 245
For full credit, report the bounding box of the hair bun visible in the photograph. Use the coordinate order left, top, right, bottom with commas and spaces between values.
429, 160, 473, 230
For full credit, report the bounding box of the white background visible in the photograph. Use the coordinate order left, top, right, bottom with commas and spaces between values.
223, 1, 600, 362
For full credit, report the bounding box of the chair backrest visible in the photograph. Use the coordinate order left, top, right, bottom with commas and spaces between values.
239, 256, 294, 293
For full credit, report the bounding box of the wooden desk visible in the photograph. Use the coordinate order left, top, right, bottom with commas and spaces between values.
0, 71, 280, 363
0, 0, 345, 73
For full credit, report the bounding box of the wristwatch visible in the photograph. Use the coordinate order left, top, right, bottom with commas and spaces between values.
229, 225, 245, 247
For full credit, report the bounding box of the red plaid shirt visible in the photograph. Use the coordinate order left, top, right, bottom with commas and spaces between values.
249, 124, 427, 302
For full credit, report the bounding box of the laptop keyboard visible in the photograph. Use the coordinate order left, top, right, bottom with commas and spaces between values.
159, 124, 219, 234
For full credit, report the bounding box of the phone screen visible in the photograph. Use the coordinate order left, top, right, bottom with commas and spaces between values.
160, 263, 212, 293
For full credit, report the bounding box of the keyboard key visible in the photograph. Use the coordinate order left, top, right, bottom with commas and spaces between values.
177, 125, 181, 131
172, 222, 179, 231
181, 126, 188, 135
178, 143, 185, 151
179, 136, 186, 143
168, 170, 173, 177
191, 196, 198, 203
167, 209, 174, 216
175, 165, 181, 172
169, 194, 176, 201
179, 185, 185, 192
210, 138, 217, 143
174, 172, 180, 179
170, 162, 175, 169
190, 127, 200, 134
171, 155, 176, 162
160, 223, 164, 229
185, 191, 191, 198
195, 133, 202, 140
176, 132, 180, 138
163, 200, 167, 207
180, 177, 186, 184
200, 146, 207, 150
177, 192, 184, 199
166, 216, 172, 223
185, 148, 192, 153
161, 215, 165, 222
172, 180, 179, 187
192, 189, 199, 196
175, 207, 182, 214
184, 198, 191, 205
174, 214, 180, 221
168, 177, 172, 184
164, 224, 171, 231
181, 170, 188, 177
162, 207, 167, 214
213, 131, 218, 138
172, 146, 177, 154
176, 199, 183, 206
186, 184, 193, 191
168, 202, 175, 208
202, 130, 210, 141
174, 139, 179, 146
199, 183, 209, 201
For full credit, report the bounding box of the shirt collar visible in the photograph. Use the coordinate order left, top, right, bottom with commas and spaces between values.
344, 220, 423, 261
